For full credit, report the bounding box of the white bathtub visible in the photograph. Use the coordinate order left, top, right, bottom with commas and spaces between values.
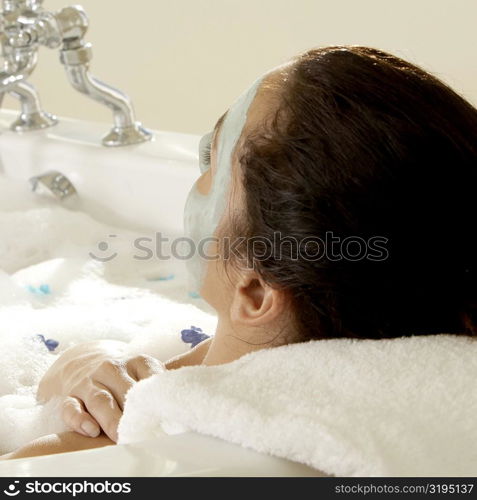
0, 110, 322, 477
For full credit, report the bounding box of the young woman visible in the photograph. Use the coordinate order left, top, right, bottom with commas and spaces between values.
4, 45, 477, 459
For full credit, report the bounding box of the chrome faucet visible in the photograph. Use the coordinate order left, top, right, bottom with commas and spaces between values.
0, 0, 58, 131
0, 0, 153, 146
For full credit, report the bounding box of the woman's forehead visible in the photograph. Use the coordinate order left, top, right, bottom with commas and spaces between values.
242, 69, 289, 136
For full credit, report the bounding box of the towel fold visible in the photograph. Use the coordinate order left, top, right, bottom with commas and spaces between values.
118, 334, 477, 477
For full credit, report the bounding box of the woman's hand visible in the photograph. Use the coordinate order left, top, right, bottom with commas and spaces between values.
37, 340, 164, 442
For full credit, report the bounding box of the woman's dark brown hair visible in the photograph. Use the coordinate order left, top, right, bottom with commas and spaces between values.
232, 46, 477, 340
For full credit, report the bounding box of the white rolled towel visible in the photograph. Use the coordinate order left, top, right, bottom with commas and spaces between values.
118, 334, 477, 477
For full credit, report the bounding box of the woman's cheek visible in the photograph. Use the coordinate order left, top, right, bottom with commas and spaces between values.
196, 169, 212, 195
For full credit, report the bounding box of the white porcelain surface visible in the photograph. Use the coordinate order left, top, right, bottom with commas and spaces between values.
0, 110, 200, 235
0, 432, 322, 477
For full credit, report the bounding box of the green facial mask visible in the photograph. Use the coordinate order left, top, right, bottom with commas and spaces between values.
183, 76, 263, 295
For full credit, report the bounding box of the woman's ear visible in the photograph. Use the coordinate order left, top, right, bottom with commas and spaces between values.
230, 271, 287, 327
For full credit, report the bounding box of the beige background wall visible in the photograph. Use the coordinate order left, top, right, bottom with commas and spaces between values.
4, 0, 476, 135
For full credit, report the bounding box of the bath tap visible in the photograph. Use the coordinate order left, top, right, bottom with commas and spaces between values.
30, 170, 77, 201
0, 0, 58, 131
0, 0, 153, 146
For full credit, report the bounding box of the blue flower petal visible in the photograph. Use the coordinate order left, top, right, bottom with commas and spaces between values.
35, 334, 59, 352
27, 284, 52, 296
181, 326, 210, 348
146, 274, 175, 282
39, 284, 51, 294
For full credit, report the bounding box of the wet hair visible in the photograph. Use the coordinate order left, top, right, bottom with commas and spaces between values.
231, 46, 477, 341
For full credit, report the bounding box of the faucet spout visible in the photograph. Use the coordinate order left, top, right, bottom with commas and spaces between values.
8, 79, 57, 130
0, 48, 57, 130
56, 6, 153, 147
0, 1, 57, 130
64, 62, 136, 130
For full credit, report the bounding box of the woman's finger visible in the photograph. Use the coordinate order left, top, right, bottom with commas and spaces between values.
127, 355, 165, 381
61, 396, 101, 438
83, 384, 123, 443
94, 360, 135, 410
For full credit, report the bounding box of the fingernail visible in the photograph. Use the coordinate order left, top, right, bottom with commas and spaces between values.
81, 421, 100, 438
